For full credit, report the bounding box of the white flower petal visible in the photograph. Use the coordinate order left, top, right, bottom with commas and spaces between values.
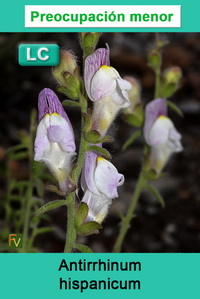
34, 113, 76, 193
149, 120, 183, 173
117, 78, 132, 91
82, 151, 100, 195
148, 116, 174, 146
150, 144, 172, 174
94, 157, 124, 198
34, 114, 50, 161
91, 96, 120, 136
144, 98, 167, 143
168, 128, 183, 152
82, 189, 111, 223
90, 66, 118, 101
48, 113, 76, 152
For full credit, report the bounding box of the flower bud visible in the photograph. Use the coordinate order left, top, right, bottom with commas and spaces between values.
80, 33, 102, 57
52, 50, 80, 99
159, 66, 182, 98
80, 32, 101, 49
163, 66, 182, 86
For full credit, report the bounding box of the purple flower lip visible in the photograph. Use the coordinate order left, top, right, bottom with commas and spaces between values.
84, 48, 110, 100
38, 88, 70, 123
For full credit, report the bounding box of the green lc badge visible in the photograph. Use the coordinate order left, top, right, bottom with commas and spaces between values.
18, 44, 59, 66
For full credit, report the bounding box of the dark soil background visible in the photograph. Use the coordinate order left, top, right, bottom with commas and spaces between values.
0, 32, 200, 252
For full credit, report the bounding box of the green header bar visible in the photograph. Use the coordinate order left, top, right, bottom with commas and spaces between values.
0, 0, 199, 32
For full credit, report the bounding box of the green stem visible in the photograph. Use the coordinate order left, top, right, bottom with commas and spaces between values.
63, 43, 97, 252
64, 193, 76, 253
113, 171, 146, 253
155, 68, 161, 98
74, 85, 88, 181
154, 33, 161, 98
74, 121, 88, 181
22, 111, 35, 252
64, 91, 88, 252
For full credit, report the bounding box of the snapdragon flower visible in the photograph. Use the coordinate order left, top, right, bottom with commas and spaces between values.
84, 47, 131, 136
81, 149, 124, 224
34, 88, 76, 193
144, 98, 183, 174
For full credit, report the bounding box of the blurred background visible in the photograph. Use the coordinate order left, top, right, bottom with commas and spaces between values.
0, 32, 200, 252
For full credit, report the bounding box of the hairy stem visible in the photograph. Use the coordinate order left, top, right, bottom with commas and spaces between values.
64, 43, 95, 252
64, 193, 76, 253
64, 90, 88, 252
113, 171, 146, 253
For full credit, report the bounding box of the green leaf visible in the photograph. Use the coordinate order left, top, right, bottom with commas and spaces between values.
75, 203, 89, 227
57, 86, 79, 100
88, 145, 112, 160
123, 113, 143, 128
159, 83, 178, 98
19, 131, 30, 147
143, 169, 158, 181
34, 178, 44, 197
77, 221, 102, 236
46, 185, 66, 196
33, 227, 53, 237
9, 151, 28, 160
122, 130, 142, 151
30, 216, 40, 228
11, 180, 29, 190
75, 243, 93, 253
83, 46, 96, 58
8, 195, 23, 202
7, 144, 27, 153
32, 198, 44, 207
69, 163, 77, 184
36, 200, 66, 216
80, 33, 102, 50
146, 184, 165, 208
167, 100, 184, 117
98, 135, 114, 143
84, 130, 114, 144
62, 99, 80, 107
63, 72, 80, 91
84, 130, 101, 143
32, 160, 44, 176
83, 112, 92, 132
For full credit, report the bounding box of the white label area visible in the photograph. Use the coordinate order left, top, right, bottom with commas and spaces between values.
25, 5, 181, 28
